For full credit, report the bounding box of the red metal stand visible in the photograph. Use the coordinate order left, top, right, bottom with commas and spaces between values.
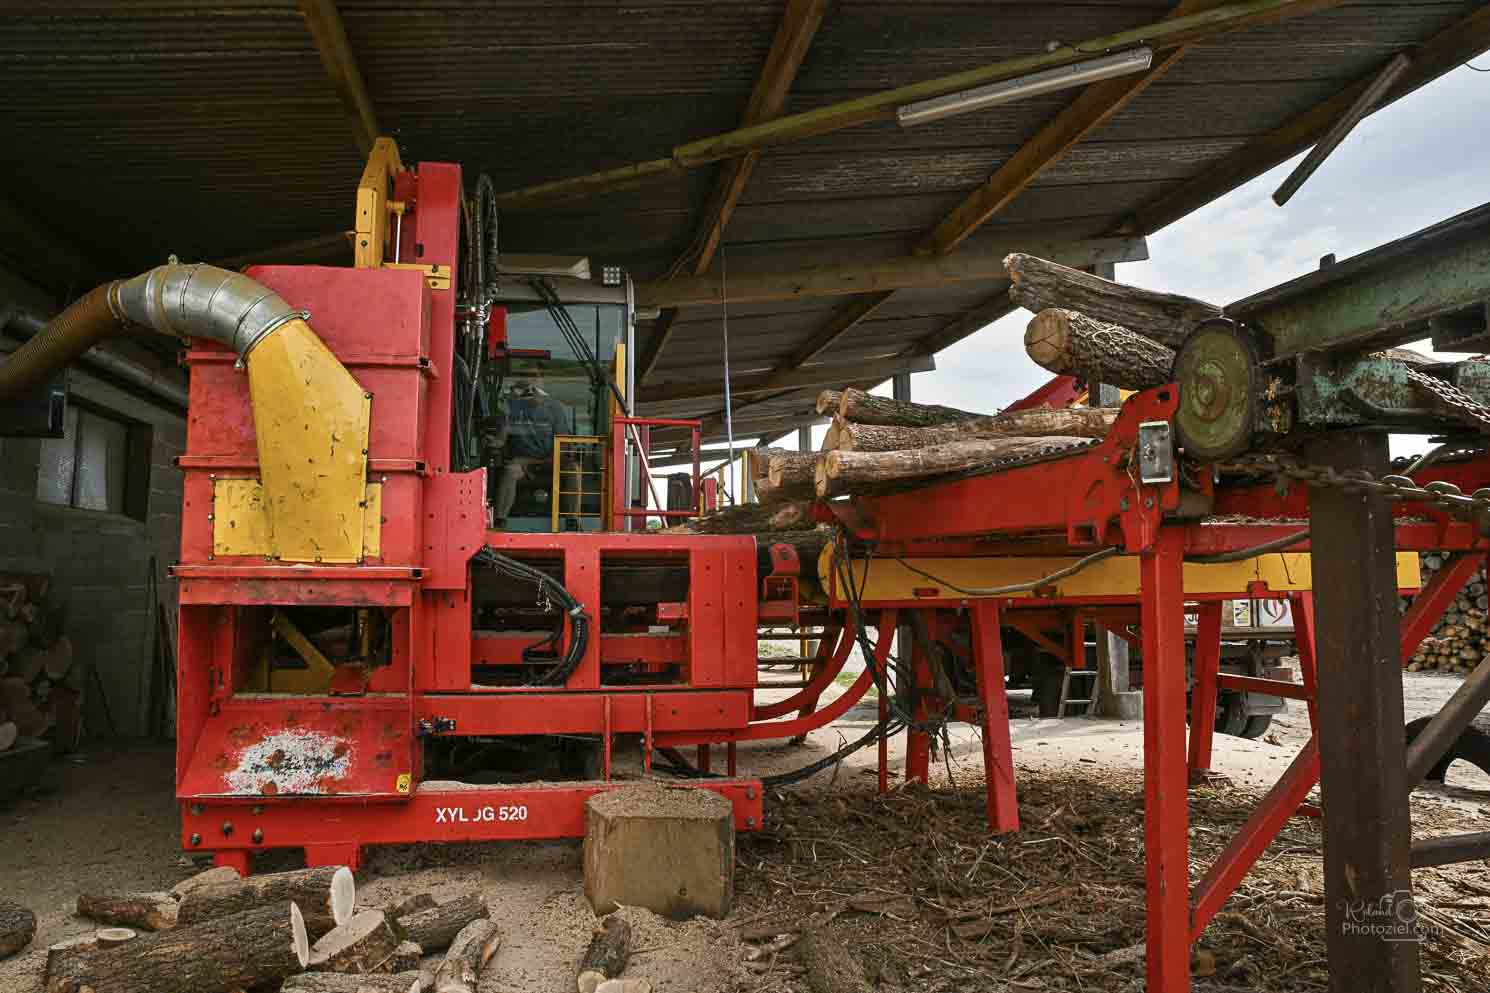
1186, 601, 1224, 780
970, 601, 1019, 833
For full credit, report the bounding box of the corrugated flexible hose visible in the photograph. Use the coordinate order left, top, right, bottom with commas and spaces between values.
0, 283, 121, 399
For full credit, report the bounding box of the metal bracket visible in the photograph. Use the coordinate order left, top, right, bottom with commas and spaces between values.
1137, 421, 1175, 484
416, 717, 457, 737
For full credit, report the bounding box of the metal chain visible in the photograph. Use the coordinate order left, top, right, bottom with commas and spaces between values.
1406, 367, 1490, 433
1222, 452, 1490, 521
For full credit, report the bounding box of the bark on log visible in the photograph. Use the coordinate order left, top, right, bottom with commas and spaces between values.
746, 447, 783, 482
766, 501, 813, 531
76, 890, 180, 931
385, 940, 422, 974
47, 901, 310, 993
836, 388, 977, 427
431, 919, 501, 993
1024, 309, 1175, 391
753, 477, 813, 508
830, 407, 1117, 453
797, 926, 872, 993
0, 898, 36, 959
393, 894, 489, 954
816, 437, 1090, 499
282, 973, 425, 993
170, 865, 243, 899
44, 935, 94, 980
661, 501, 813, 536
310, 909, 402, 974
388, 894, 437, 920
576, 916, 632, 993
176, 864, 354, 938
1005, 253, 1221, 348
766, 452, 816, 492
814, 390, 843, 417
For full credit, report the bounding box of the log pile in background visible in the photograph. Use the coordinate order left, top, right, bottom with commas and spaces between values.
1407, 554, 1490, 674
0, 578, 83, 756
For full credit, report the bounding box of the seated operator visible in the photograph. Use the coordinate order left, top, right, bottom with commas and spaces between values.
493, 373, 574, 526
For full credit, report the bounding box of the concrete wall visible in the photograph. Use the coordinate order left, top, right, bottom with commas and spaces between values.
2, 272, 186, 739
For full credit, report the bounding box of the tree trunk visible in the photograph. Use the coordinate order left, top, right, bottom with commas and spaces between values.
1024, 309, 1175, 391
282, 973, 424, 993
576, 916, 632, 993
47, 901, 309, 993
394, 894, 488, 954
430, 919, 501, 993
171, 865, 243, 899
176, 864, 354, 938
814, 390, 843, 417
836, 388, 977, 427
766, 452, 816, 491
816, 437, 1091, 498
797, 926, 872, 993
830, 406, 1117, 452
76, 890, 180, 931
0, 898, 36, 959
310, 910, 402, 974
1005, 253, 1221, 348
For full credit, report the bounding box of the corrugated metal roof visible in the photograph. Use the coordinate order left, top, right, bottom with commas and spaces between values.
0, 1, 1482, 441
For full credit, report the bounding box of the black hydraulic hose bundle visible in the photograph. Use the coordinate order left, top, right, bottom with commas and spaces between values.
473, 546, 590, 686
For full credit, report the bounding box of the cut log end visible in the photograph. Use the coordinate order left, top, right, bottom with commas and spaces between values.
1023, 309, 1069, 369
330, 867, 355, 927
309, 909, 399, 975
293, 902, 311, 969
95, 928, 136, 948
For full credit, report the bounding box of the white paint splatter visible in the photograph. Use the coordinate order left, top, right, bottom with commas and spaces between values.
224, 729, 352, 795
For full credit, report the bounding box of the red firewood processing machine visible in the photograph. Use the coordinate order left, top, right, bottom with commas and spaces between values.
4, 137, 1490, 993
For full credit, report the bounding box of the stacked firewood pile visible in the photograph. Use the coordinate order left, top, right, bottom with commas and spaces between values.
6, 863, 646, 993
0, 578, 82, 755
1407, 553, 1490, 674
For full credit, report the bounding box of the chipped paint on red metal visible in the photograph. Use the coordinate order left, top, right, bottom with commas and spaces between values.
178, 696, 414, 799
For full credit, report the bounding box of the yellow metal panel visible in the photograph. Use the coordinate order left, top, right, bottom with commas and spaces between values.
355, 137, 405, 268
245, 318, 372, 563
215, 479, 381, 559
383, 262, 451, 289
820, 548, 1420, 601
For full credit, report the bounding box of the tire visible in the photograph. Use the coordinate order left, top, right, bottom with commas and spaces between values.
1032, 659, 1064, 718
1404, 716, 1490, 783
1217, 693, 1248, 737
1238, 714, 1272, 740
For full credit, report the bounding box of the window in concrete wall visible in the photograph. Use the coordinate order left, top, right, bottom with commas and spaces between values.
35, 404, 152, 520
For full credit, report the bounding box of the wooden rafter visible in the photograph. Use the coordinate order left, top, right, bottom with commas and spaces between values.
299, 0, 381, 156
1131, 4, 1490, 236
636, 0, 830, 385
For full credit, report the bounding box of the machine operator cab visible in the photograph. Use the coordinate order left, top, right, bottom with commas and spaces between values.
457, 265, 629, 533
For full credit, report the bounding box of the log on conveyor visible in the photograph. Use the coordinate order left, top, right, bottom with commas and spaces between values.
76, 890, 180, 931
394, 893, 489, 954
815, 437, 1090, 499
814, 390, 844, 417
176, 864, 354, 938
430, 919, 501, 993
1005, 253, 1221, 348
828, 406, 1117, 453
576, 916, 631, 993
746, 447, 785, 483
765, 452, 817, 499
835, 388, 977, 427
46, 901, 310, 993
1024, 309, 1175, 392
661, 501, 813, 536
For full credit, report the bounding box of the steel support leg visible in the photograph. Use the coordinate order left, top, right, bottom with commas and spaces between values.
1291, 591, 1319, 733
970, 600, 1018, 832
213, 849, 251, 876
1187, 602, 1223, 780
1307, 433, 1420, 993
1141, 527, 1190, 993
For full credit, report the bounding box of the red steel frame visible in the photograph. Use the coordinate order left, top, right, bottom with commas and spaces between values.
820, 386, 1490, 993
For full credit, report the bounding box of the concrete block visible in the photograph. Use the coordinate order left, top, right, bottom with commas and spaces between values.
583, 783, 734, 920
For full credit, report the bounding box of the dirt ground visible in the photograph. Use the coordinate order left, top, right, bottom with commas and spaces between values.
1, 672, 1486, 992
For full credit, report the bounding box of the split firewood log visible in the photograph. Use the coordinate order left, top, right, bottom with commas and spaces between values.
797, 926, 872, 993
170, 864, 243, 899
394, 894, 489, 954
278, 971, 426, 993
385, 940, 422, 973
387, 894, 437, 920
0, 898, 36, 959
76, 890, 180, 931
176, 864, 354, 938
835, 388, 977, 427
814, 390, 843, 417
430, 918, 501, 993
309, 909, 402, 974
0, 720, 17, 752
1024, 308, 1176, 391
46, 901, 309, 993
815, 437, 1091, 499
828, 406, 1118, 453
576, 916, 632, 993
1005, 253, 1221, 347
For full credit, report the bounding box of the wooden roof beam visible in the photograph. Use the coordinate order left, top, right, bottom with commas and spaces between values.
299, 0, 381, 157
638, 0, 830, 385
1131, 4, 1490, 235
637, 235, 1145, 309
494, 0, 1340, 211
